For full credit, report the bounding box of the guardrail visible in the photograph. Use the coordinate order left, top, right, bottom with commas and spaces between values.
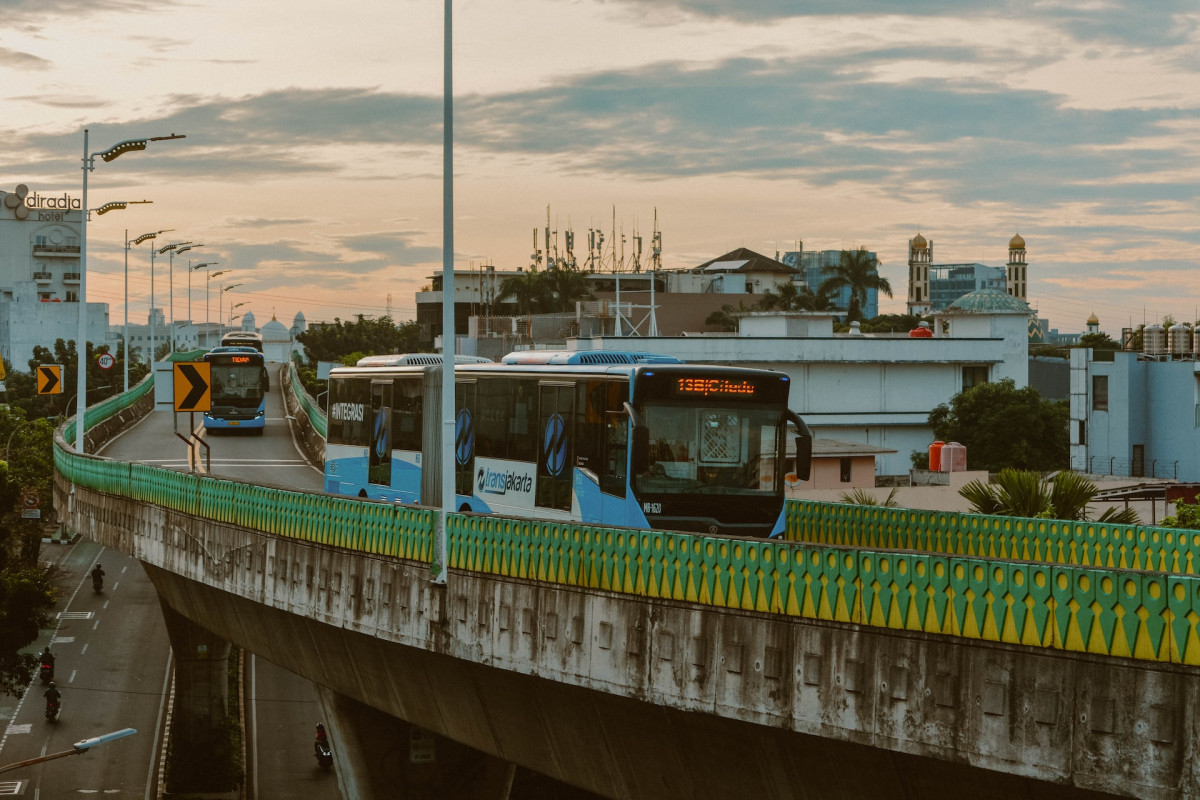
55, 381, 1200, 668
287, 362, 326, 438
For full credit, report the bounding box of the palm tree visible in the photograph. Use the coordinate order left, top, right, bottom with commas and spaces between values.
959, 469, 1140, 523
758, 282, 837, 312
817, 246, 893, 322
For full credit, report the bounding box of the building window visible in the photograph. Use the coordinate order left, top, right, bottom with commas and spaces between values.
1093, 375, 1108, 411
66, 291, 78, 302
840, 458, 852, 483
962, 366, 988, 391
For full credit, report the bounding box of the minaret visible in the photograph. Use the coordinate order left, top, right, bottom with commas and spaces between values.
907, 233, 932, 314
1006, 233, 1027, 301
1087, 312, 1099, 335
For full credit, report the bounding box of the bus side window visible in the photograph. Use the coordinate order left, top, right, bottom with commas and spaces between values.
261, 366, 270, 392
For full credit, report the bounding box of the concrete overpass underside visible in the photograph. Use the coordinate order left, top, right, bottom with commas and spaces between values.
60, 475, 1196, 799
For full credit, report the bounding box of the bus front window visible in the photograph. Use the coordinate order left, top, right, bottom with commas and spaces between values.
636, 403, 780, 496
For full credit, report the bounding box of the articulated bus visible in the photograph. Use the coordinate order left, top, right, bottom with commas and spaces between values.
220, 331, 264, 352
324, 351, 812, 538
201, 346, 270, 434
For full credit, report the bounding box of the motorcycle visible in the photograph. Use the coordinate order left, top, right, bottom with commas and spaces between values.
314, 740, 333, 771
39, 662, 53, 684
45, 698, 61, 722
92, 573, 103, 593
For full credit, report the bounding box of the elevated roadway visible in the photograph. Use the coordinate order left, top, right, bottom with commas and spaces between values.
50, 367, 1200, 799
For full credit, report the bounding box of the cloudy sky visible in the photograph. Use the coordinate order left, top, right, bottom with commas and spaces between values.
2, 0, 1198, 336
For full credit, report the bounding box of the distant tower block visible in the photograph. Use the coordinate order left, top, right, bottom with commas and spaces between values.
907, 233, 932, 315
1006, 233, 1027, 301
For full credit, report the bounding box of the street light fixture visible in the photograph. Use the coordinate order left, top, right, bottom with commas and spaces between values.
0, 727, 136, 775
125, 228, 172, 392
197, 266, 230, 346
78, 128, 185, 455
227, 298, 247, 338
154, 241, 191, 362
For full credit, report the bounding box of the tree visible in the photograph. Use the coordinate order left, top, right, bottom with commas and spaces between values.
705, 302, 750, 332
498, 267, 592, 314
296, 316, 421, 364
757, 282, 837, 312
0, 566, 55, 696
1078, 331, 1121, 350
817, 246, 893, 322
959, 468, 1140, 523
927, 378, 1068, 471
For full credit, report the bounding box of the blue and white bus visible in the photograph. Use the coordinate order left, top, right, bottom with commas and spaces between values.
323, 351, 812, 538
202, 346, 270, 434
220, 331, 263, 352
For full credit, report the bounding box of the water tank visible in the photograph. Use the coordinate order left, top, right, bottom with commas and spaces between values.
1169, 324, 1191, 358
1144, 323, 1166, 356
928, 440, 945, 471
941, 442, 967, 472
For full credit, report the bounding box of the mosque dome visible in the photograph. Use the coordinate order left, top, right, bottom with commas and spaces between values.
261, 315, 291, 342
946, 288, 1032, 315
911, 233, 928, 249
1009, 233, 1026, 249
1087, 312, 1100, 325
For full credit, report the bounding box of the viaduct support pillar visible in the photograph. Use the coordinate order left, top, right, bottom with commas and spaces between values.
317, 685, 515, 800
158, 599, 238, 791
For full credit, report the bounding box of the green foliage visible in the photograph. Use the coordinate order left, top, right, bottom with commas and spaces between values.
1160, 490, 1200, 529
756, 282, 837, 312
816, 247, 893, 322
1078, 331, 1121, 350
165, 647, 243, 792
928, 378, 1069, 471
705, 302, 750, 332
839, 487, 900, 507
959, 468, 1140, 523
857, 313, 928, 334
498, 266, 593, 314
296, 315, 421, 364
0, 566, 55, 697
910, 450, 930, 470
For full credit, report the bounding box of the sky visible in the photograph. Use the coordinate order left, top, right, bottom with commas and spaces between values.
2, 0, 1199, 337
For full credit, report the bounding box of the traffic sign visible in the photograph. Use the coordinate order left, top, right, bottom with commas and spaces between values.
172, 362, 211, 412
37, 364, 63, 394
97, 353, 115, 370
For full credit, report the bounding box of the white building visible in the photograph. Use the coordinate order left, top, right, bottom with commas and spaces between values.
0, 184, 110, 369
565, 288, 1033, 477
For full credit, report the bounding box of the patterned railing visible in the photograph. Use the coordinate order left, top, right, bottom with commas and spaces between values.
287, 362, 326, 438
54, 388, 1200, 667
786, 499, 1200, 576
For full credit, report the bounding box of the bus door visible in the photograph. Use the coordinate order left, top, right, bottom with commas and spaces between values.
537, 382, 574, 512
455, 381, 477, 500
368, 380, 393, 487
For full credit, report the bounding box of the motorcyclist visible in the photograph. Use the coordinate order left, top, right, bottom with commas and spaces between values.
91, 563, 105, 587
314, 722, 329, 755
44, 681, 61, 714
39, 646, 55, 679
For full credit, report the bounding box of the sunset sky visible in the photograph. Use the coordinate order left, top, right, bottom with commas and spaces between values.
2, 0, 1198, 336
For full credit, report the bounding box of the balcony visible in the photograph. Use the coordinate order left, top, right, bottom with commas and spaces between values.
33, 272, 52, 283
32, 244, 81, 258
62, 272, 81, 283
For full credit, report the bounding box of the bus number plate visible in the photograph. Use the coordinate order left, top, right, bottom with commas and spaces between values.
642, 502, 661, 514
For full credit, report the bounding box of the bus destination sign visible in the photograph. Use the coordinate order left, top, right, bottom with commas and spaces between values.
675, 377, 757, 398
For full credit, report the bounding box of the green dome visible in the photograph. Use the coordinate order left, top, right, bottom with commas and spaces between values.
946, 288, 1032, 314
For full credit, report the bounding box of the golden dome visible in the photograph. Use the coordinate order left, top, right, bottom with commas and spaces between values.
1009, 232, 1025, 249
1087, 312, 1099, 325
911, 233, 928, 249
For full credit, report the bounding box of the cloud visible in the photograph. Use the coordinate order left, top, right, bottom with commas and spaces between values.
0, 46, 52, 70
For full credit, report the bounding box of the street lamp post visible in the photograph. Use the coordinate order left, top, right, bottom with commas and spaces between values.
126, 229, 171, 392
170, 244, 202, 352
189, 263, 221, 347
437, 0, 455, 582
0, 728, 136, 775
154, 241, 191, 362
78, 128, 184, 454
223, 285, 244, 336
197, 266, 230, 347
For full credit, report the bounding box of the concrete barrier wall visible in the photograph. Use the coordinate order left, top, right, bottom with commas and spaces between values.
57, 475, 1200, 799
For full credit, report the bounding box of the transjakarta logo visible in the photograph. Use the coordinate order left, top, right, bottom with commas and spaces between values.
477, 465, 533, 496
330, 402, 364, 421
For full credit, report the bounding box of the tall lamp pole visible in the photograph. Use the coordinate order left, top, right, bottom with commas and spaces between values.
153, 241, 191, 362
223, 285, 244, 336
199, 267, 230, 347
227, 301, 247, 338
190, 263, 222, 347
437, 0, 455, 583
170, 244, 203, 352
126, 228, 171, 391
78, 128, 184, 454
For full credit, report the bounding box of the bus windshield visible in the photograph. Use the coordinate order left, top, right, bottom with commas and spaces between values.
635, 402, 781, 496
209, 355, 266, 409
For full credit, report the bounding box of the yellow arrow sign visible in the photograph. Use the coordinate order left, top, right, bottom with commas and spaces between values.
173, 362, 211, 412
37, 364, 63, 394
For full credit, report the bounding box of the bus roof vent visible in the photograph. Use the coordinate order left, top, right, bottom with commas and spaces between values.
500, 350, 683, 366
355, 354, 493, 367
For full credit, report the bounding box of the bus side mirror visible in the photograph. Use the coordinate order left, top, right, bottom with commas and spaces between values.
631, 425, 649, 476
793, 434, 812, 482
